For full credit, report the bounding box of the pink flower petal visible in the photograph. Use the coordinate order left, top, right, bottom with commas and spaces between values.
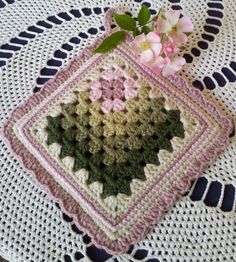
101, 100, 113, 114
150, 42, 162, 57
177, 16, 194, 32
91, 80, 101, 90
156, 18, 172, 34
140, 49, 154, 65
169, 31, 188, 46
171, 57, 186, 69
162, 65, 175, 77
124, 78, 136, 89
165, 10, 181, 26
151, 56, 167, 75
129, 41, 140, 56
162, 57, 186, 77
89, 89, 102, 101
163, 42, 180, 56
146, 32, 161, 43
124, 87, 138, 99
112, 99, 125, 111
129, 33, 147, 54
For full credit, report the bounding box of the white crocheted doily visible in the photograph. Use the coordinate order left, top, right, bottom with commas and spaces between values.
0, 0, 235, 261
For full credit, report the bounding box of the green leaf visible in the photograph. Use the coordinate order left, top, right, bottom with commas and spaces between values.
138, 5, 151, 26
94, 31, 126, 53
114, 14, 136, 31
141, 25, 152, 34
133, 28, 140, 37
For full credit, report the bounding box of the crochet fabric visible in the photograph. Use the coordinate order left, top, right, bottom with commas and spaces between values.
2, 13, 232, 254
0, 0, 236, 261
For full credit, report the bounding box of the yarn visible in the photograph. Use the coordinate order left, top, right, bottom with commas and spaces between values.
0, 0, 235, 260
2, 27, 232, 254
45, 81, 185, 197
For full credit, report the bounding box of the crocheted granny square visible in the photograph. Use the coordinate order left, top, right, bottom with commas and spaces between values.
2, 29, 232, 254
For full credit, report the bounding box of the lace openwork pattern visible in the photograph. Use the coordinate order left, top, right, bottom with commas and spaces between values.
0, 0, 235, 261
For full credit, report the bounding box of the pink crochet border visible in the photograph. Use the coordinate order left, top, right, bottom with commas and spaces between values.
1, 9, 233, 254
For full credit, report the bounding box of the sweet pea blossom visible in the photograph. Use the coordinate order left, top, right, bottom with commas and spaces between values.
156, 10, 194, 46
130, 32, 162, 65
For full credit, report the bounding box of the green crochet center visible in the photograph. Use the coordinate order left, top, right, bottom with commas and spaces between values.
46, 87, 185, 198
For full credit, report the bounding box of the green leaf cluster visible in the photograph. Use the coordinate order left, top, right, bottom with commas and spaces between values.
94, 5, 161, 54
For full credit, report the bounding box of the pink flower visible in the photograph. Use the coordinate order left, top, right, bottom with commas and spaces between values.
162, 57, 186, 77
156, 10, 194, 46
151, 56, 168, 75
151, 56, 186, 76
130, 32, 162, 65
163, 42, 179, 56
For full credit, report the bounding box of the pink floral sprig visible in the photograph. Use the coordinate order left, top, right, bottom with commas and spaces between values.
95, 6, 194, 77
130, 10, 194, 76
